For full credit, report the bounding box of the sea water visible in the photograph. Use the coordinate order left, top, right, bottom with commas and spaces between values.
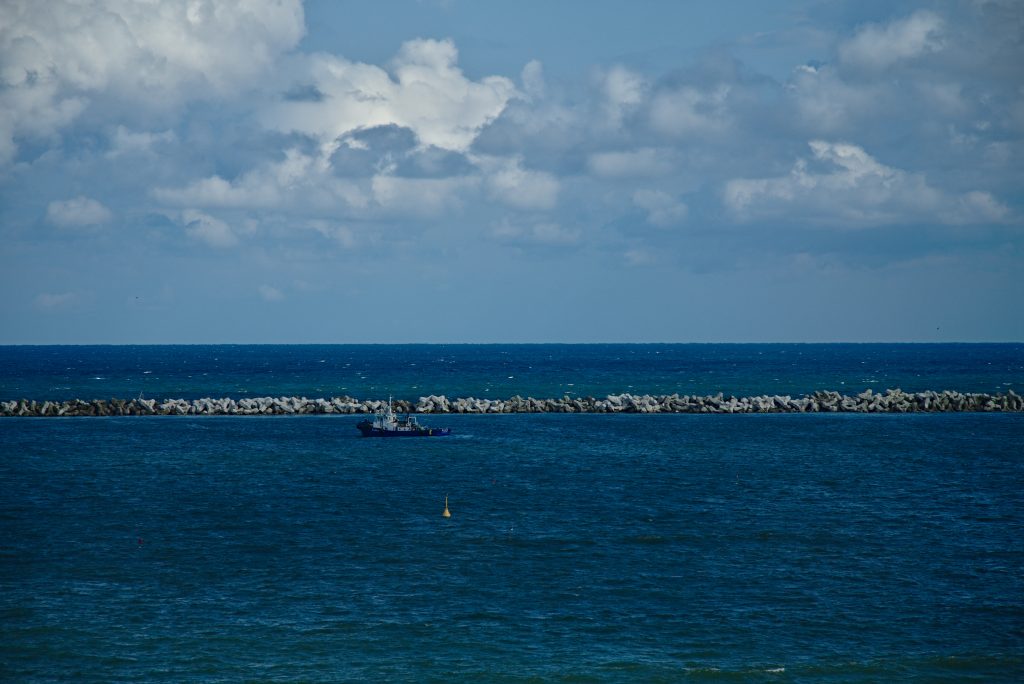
1, 345, 1022, 681
2, 343, 1023, 402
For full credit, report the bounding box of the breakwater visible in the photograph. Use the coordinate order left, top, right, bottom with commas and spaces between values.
1, 388, 1022, 416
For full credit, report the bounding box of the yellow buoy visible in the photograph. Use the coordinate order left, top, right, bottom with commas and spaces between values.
442, 495, 451, 518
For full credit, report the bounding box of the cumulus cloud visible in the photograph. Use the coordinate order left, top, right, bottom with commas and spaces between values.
521, 60, 546, 101
633, 190, 688, 227
493, 218, 580, 246
182, 209, 238, 248
623, 248, 656, 267
258, 285, 284, 302
157, 136, 485, 222
2, 0, 1020, 307
957, 190, 1010, 223
371, 173, 476, 217
724, 140, 1009, 226
479, 156, 559, 210
307, 221, 357, 249
839, 11, 945, 71
46, 196, 112, 228
0, 0, 304, 163
264, 39, 516, 152
34, 292, 78, 309
649, 85, 731, 137
154, 147, 369, 212
151, 37, 521, 221
602, 65, 646, 127
106, 126, 176, 157
788, 64, 881, 133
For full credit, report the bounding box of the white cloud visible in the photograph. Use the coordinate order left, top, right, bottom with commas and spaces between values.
0, 0, 304, 164
623, 248, 656, 267
493, 218, 580, 246
258, 284, 284, 302
479, 156, 559, 210
839, 10, 945, 71
788, 64, 880, 133
34, 291, 78, 309
334, 226, 357, 249
154, 38, 517, 221
371, 174, 476, 217
158, 141, 479, 220
157, 176, 255, 207
182, 209, 238, 247
958, 191, 1009, 223
649, 85, 730, 137
983, 141, 1012, 166
154, 147, 369, 212
521, 60, 546, 101
0, 80, 85, 164
602, 65, 646, 127
107, 126, 176, 157
588, 148, 674, 178
46, 196, 112, 228
724, 140, 1010, 227
1, 0, 303, 93
308, 221, 357, 248
633, 189, 688, 227
264, 39, 516, 152
918, 82, 967, 118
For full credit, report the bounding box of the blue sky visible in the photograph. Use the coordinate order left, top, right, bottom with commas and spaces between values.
1, 0, 1021, 343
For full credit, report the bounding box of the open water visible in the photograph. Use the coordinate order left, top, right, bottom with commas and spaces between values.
2, 345, 1023, 681
2, 343, 1023, 402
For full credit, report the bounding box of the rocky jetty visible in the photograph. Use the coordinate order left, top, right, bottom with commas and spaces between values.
1, 388, 1021, 417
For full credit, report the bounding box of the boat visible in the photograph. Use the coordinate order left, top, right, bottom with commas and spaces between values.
357, 399, 452, 437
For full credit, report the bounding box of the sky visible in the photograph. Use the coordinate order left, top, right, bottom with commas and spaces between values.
0, 0, 1022, 343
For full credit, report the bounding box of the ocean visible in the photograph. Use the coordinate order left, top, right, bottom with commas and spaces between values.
2, 343, 1023, 402
2, 344, 1023, 681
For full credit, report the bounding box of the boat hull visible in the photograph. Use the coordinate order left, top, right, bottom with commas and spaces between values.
357, 421, 451, 437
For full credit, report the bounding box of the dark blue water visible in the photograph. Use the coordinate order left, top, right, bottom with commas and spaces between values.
1, 343, 1022, 401
2, 346, 1023, 681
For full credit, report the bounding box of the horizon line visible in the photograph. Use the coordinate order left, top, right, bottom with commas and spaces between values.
1, 341, 1022, 347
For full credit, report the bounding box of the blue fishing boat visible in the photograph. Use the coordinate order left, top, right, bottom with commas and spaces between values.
357, 400, 451, 437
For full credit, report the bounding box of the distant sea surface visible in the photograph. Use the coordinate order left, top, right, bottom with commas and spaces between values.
2, 345, 1023, 681
2, 343, 1023, 401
